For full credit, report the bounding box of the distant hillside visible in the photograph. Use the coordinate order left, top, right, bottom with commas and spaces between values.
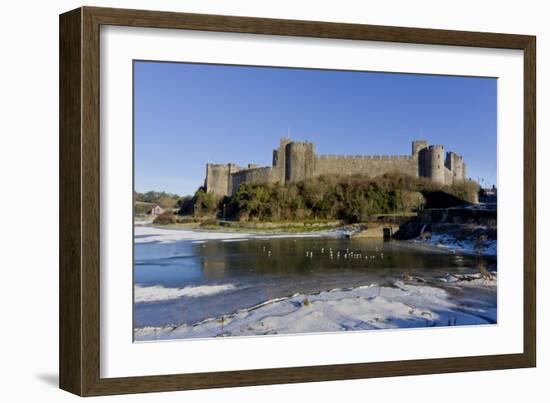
179, 173, 480, 224
134, 191, 182, 210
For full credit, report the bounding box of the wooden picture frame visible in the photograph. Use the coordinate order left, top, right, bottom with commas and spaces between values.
59, 6, 536, 396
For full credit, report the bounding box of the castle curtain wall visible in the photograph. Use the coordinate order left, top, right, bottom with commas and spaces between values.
315, 155, 418, 178
229, 166, 276, 195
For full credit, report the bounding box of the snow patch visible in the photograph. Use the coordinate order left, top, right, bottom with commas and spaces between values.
134, 284, 237, 303
134, 226, 331, 244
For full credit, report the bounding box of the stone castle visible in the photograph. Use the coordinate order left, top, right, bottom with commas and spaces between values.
205, 138, 467, 197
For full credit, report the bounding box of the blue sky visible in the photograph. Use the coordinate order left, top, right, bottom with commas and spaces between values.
134, 61, 496, 196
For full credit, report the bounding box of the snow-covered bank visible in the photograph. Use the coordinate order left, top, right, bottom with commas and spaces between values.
134, 274, 496, 341
135, 226, 250, 244
134, 225, 330, 244
416, 232, 497, 257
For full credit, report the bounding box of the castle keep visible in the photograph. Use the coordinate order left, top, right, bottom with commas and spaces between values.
205, 138, 467, 197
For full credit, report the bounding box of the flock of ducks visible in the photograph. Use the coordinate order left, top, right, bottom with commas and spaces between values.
261, 245, 385, 260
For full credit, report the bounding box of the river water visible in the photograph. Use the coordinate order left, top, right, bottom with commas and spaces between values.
134, 233, 496, 329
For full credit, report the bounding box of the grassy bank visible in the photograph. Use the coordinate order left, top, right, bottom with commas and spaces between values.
156, 218, 344, 234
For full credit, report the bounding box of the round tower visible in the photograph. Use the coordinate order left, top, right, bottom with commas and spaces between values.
285, 141, 316, 183
412, 140, 428, 159
273, 138, 292, 184
425, 145, 445, 184
452, 154, 465, 182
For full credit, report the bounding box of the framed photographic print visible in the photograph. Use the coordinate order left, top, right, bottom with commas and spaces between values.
59, 6, 536, 396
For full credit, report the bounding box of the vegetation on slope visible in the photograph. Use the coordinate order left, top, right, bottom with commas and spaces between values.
179, 172, 480, 224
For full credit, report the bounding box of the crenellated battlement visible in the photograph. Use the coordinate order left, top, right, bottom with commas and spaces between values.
205, 138, 467, 196
316, 154, 412, 160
